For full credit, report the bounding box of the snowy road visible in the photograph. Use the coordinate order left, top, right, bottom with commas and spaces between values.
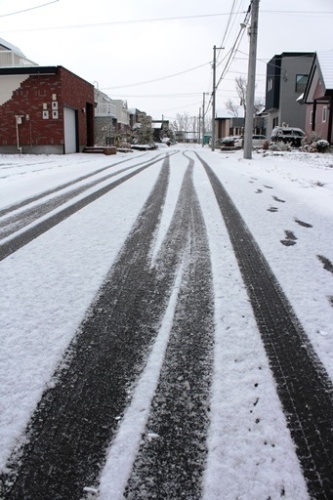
0, 147, 333, 499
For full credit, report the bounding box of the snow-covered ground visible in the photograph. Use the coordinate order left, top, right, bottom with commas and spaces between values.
0, 145, 332, 499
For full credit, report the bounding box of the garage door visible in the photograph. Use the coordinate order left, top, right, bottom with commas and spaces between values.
64, 107, 77, 154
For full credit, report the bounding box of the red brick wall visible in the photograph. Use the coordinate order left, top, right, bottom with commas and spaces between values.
0, 66, 94, 152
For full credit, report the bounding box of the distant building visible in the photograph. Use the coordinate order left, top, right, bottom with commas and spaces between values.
94, 88, 117, 146
265, 52, 315, 137
214, 111, 244, 140
152, 119, 169, 142
128, 108, 151, 129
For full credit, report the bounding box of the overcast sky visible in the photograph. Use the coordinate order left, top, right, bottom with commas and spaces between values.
1, 0, 333, 121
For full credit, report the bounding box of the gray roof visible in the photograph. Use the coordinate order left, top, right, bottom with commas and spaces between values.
0, 37, 26, 58
317, 50, 333, 90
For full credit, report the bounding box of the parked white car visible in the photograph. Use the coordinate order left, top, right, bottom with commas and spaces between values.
252, 134, 268, 148
219, 135, 267, 150
271, 127, 305, 147
219, 136, 243, 150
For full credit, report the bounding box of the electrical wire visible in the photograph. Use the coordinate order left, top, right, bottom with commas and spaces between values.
1, 11, 248, 32
101, 62, 210, 90
215, 2, 251, 90
0, 0, 59, 17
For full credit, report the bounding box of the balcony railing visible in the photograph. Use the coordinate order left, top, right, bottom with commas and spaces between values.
95, 102, 117, 117
0, 50, 38, 67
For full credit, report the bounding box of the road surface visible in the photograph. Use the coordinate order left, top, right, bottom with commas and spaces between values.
0, 148, 332, 499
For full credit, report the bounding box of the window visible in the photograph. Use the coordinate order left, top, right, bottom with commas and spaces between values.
296, 74, 308, 93
322, 106, 327, 123
267, 78, 273, 92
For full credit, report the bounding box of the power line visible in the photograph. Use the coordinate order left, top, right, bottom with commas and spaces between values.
3, 9, 332, 32
0, 0, 59, 18
101, 62, 210, 90
215, 3, 251, 90
109, 93, 203, 98
1, 11, 247, 32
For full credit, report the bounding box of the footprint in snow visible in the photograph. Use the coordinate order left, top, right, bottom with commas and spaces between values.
281, 230, 297, 246
295, 218, 313, 228
273, 195, 285, 203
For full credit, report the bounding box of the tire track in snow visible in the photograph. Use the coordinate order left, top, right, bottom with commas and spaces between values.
0, 155, 165, 262
97, 257, 184, 500
0, 155, 173, 499
196, 152, 333, 499
0, 153, 155, 218
0, 153, 214, 500
121, 157, 214, 500
0, 155, 163, 240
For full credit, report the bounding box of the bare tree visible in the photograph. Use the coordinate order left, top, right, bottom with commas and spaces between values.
254, 98, 265, 114
175, 112, 191, 132
235, 75, 247, 116
224, 98, 240, 117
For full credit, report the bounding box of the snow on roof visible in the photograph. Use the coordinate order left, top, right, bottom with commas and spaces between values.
0, 37, 26, 58
317, 50, 333, 90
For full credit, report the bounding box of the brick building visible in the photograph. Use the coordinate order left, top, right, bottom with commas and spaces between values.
0, 66, 95, 154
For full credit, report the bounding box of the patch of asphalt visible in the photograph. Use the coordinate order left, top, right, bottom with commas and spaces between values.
124, 156, 214, 499
196, 152, 333, 499
0, 156, 164, 262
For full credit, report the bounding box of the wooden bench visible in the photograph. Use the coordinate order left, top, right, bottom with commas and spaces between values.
82, 147, 116, 155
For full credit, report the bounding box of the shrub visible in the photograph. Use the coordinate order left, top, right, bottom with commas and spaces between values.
316, 139, 330, 153
305, 131, 322, 145
270, 141, 291, 152
262, 139, 270, 150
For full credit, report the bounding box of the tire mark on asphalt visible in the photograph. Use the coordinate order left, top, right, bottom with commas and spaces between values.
0, 155, 173, 499
0, 153, 156, 218
196, 152, 333, 499
0, 156, 166, 239
0, 156, 164, 262
0, 156, 162, 240
0, 152, 204, 500
124, 156, 214, 499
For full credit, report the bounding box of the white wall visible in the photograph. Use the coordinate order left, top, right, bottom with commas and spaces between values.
0, 75, 29, 105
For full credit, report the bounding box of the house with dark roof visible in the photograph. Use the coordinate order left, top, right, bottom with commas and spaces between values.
302, 50, 333, 144
265, 52, 315, 137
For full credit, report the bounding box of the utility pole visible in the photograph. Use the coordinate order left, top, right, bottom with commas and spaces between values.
198, 107, 201, 145
202, 93, 206, 147
211, 45, 217, 151
243, 0, 260, 159
212, 45, 223, 152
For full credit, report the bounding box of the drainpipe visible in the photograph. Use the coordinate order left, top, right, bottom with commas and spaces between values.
15, 115, 24, 153
328, 95, 333, 144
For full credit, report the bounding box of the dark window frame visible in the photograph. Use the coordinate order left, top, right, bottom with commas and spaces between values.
295, 74, 308, 93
